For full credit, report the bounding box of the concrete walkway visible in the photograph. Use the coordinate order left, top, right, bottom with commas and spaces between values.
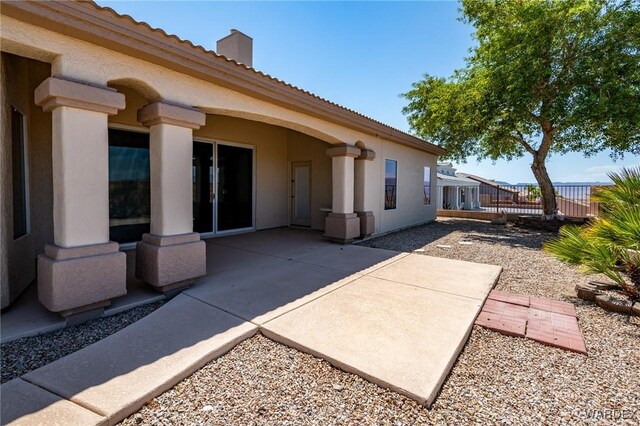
2, 228, 501, 425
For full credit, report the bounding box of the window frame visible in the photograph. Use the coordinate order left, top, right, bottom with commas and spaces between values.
11, 105, 30, 240
423, 166, 431, 205
384, 159, 398, 210
107, 126, 151, 245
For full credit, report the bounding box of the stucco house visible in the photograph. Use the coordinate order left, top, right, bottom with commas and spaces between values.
0, 1, 444, 315
436, 163, 480, 210
456, 173, 520, 206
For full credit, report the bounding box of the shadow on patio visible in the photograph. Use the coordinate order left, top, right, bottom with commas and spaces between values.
2, 228, 402, 424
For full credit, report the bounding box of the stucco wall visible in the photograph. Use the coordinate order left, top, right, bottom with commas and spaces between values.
287, 131, 332, 231
109, 96, 334, 233
1, 16, 370, 147
1, 54, 9, 306
377, 140, 437, 234
195, 115, 289, 230
2, 16, 440, 253
0, 52, 52, 308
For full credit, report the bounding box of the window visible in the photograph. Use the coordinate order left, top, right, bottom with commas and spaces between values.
11, 107, 28, 239
423, 166, 431, 205
384, 159, 397, 210
108, 129, 150, 243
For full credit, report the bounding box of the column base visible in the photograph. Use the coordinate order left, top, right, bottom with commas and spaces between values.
356, 211, 375, 237
37, 242, 126, 313
136, 233, 206, 292
324, 213, 361, 243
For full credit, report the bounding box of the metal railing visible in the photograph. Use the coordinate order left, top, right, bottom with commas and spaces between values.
479, 184, 607, 217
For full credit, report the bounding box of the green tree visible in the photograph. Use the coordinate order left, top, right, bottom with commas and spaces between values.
403, 0, 640, 217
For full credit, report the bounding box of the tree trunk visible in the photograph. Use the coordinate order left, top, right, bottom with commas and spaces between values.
531, 154, 557, 218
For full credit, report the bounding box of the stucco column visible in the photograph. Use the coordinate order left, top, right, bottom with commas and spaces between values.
325, 144, 361, 242
464, 187, 473, 210
453, 186, 460, 210
474, 187, 481, 208
438, 186, 444, 209
34, 77, 127, 315
136, 102, 207, 292
354, 149, 376, 237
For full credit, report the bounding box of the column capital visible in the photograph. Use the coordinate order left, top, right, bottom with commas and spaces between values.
137, 102, 205, 129
326, 143, 361, 158
356, 149, 376, 161
34, 77, 125, 115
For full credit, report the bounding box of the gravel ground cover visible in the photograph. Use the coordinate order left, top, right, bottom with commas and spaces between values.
121, 218, 639, 425
1, 301, 163, 383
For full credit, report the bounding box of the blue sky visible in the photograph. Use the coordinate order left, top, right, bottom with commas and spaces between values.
98, 0, 639, 183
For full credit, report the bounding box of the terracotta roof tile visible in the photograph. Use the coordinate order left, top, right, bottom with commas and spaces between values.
87, 1, 430, 145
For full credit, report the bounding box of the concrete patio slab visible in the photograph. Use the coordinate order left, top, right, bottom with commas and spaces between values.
1, 378, 106, 426
4, 229, 505, 421
294, 244, 405, 274
204, 241, 282, 275
262, 275, 490, 407
22, 294, 257, 424
186, 259, 361, 324
0, 284, 67, 344
103, 279, 165, 317
211, 227, 329, 259
369, 254, 502, 300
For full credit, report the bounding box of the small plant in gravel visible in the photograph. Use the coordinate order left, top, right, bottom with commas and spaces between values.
544, 167, 640, 301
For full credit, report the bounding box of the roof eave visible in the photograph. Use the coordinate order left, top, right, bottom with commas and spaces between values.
1, 0, 446, 156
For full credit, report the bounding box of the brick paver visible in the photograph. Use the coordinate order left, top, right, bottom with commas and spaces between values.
477, 290, 586, 354
488, 289, 530, 307
475, 311, 527, 337
529, 296, 577, 317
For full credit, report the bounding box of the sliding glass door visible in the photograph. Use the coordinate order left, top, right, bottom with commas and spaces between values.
193, 141, 214, 233
192, 140, 254, 234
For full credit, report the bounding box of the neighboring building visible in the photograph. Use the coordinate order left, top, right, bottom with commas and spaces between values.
457, 173, 520, 206
0, 1, 445, 313
436, 163, 480, 210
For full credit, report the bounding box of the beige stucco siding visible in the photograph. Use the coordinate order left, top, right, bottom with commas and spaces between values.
1, 53, 53, 308
287, 132, 333, 231
196, 116, 289, 230
1, 16, 371, 148
2, 15, 439, 253
378, 140, 437, 234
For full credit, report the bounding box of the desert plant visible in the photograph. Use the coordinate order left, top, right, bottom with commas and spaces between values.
526, 185, 541, 202
544, 166, 640, 299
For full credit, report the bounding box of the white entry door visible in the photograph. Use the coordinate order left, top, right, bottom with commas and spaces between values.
291, 162, 311, 227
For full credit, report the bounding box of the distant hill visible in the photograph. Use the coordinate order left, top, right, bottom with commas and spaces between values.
515, 181, 612, 186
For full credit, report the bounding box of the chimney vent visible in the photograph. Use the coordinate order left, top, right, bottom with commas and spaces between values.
216, 29, 253, 68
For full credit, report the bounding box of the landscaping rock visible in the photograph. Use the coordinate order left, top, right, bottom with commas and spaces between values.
633, 303, 640, 317
575, 283, 601, 302
587, 280, 619, 291
491, 214, 507, 225
595, 294, 634, 315
119, 219, 640, 426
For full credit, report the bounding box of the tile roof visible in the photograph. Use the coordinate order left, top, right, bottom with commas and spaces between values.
81, 1, 443, 154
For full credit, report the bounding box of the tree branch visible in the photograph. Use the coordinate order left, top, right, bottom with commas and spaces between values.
513, 130, 536, 155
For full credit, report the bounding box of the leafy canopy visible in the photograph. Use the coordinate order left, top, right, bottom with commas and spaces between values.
403, 0, 640, 163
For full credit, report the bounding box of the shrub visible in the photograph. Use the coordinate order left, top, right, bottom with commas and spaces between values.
544, 167, 640, 300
